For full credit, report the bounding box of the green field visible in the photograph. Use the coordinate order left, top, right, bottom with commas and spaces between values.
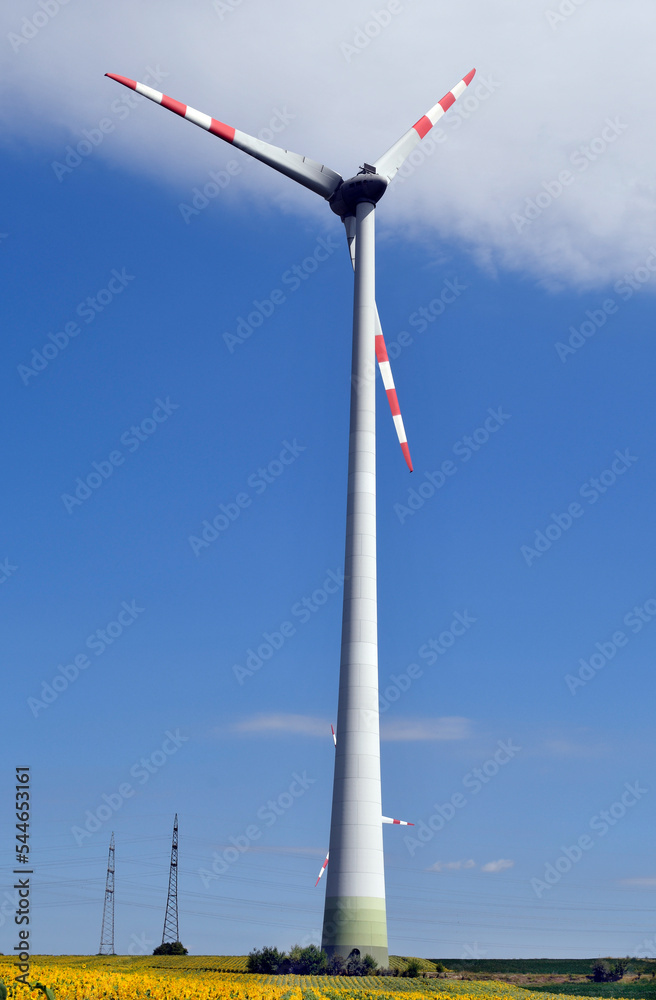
524, 983, 656, 1000
429, 959, 656, 1000
438, 962, 656, 977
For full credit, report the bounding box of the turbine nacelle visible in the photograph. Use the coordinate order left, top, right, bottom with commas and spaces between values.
329, 170, 388, 220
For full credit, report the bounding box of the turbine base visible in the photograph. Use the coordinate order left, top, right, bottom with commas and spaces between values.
321, 895, 389, 969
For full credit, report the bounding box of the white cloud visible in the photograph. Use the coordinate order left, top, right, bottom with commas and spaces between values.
230, 713, 472, 741
428, 859, 476, 872
427, 858, 514, 873
3, 0, 656, 288
542, 738, 608, 759
231, 713, 328, 737
381, 716, 472, 741
481, 858, 514, 873
618, 878, 656, 888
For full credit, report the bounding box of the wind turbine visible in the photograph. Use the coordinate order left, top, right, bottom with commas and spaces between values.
106, 66, 476, 966
316, 725, 414, 887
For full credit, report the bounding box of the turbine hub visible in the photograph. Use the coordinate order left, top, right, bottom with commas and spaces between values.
329, 171, 388, 218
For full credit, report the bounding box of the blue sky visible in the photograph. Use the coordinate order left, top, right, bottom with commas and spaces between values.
1, 0, 655, 961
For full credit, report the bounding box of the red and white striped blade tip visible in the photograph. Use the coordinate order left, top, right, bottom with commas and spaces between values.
105, 73, 342, 200
315, 853, 329, 886
417, 67, 476, 132
374, 68, 476, 182
331, 725, 336, 747
435, 68, 476, 118
105, 73, 235, 144
374, 331, 413, 472
105, 73, 136, 88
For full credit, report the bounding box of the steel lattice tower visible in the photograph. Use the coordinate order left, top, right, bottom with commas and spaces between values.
98, 832, 115, 955
161, 814, 179, 944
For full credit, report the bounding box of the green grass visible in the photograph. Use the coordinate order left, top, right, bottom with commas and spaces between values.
524, 982, 656, 1000
438, 962, 656, 977
390, 957, 440, 974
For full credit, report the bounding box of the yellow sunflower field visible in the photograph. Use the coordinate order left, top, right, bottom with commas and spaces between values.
0, 957, 614, 1000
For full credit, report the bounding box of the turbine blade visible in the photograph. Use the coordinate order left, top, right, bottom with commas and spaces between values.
382, 816, 414, 826
105, 74, 343, 200
375, 320, 413, 472
331, 724, 336, 748
344, 215, 357, 269
345, 220, 413, 472
315, 851, 329, 886
373, 69, 476, 183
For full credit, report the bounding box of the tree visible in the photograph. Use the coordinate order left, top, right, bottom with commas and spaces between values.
247, 946, 286, 973
362, 955, 378, 973
611, 959, 630, 980
403, 958, 422, 978
327, 954, 346, 976
153, 941, 188, 955
288, 944, 328, 974
592, 961, 610, 982
591, 959, 630, 983
346, 950, 364, 975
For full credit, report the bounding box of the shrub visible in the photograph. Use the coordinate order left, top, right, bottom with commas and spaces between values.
592, 961, 609, 982
288, 944, 328, 975
612, 959, 630, 980
153, 941, 188, 955
403, 958, 422, 978
247, 946, 286, 973
327, 954, 346, 976
346, 950, 366, 976
592, 960, 629, 983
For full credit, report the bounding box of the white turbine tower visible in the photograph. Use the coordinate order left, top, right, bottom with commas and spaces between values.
106, 66, 476, 965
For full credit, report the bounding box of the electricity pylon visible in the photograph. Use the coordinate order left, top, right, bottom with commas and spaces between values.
98, 832, 115, 955
161, 814, 179, 944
